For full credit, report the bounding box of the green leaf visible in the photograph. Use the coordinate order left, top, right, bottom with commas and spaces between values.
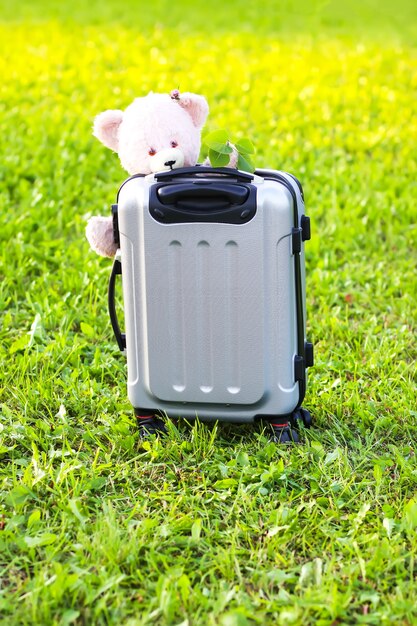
221, 613, 250, 626
214, 478, 238, 489
203, 130, 232, 153
61, 611, 80, 626
9, 334, 31, 354
403, 499, 417, 530
86, 477, 107, 492
27, 509, 41, 529
7, 485, 36, 507
236, 451, 250, 466
92, 574, 126, 601
237, 153, 255, 173
235, 137, 255, 155
68, 498, 88, 526
191, 518, 202, 541
383, 517, 395, 538
324, 448, 341, 465
373, 463, 383, 483
208, 149, 230, 168
178, 573, 191, 603
0, 444, 14, 456
80, 322, 95, 337
24, 533, 57, 547
208, 143, 233, 155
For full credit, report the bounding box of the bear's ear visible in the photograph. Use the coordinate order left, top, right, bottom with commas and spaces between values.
93, 109, 124, 151
178, 93, 209, 128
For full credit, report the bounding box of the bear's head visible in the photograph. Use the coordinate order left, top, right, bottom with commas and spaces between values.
93, 91, 209, 175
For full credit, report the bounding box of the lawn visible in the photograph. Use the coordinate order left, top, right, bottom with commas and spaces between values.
0, 0, 416, 624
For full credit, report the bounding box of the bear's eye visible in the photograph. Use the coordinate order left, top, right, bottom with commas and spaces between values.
148, 148, 156, 156
171, 141, 178, 148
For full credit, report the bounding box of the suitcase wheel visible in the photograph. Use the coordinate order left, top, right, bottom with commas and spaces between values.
269, 421, 300, 444
136, 414, 167, 438
293, 407, 313, 429
268, 406, 312, 444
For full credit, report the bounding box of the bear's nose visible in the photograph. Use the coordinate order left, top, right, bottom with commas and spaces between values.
164, 159, 176, 168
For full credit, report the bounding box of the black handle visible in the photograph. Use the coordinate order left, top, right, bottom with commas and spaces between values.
157, 183, 249, 207
154, 166, 254, 183
108, 258, 126, 352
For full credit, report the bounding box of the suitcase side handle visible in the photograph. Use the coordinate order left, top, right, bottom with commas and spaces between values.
154, 166, 254, 183
108, 258, 126, 352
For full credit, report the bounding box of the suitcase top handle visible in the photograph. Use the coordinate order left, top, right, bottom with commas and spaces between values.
157, 182, 249, 207
149, 180, 257, 225
154, 166, 254, 183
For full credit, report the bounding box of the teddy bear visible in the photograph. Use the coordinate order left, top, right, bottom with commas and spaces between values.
86, 90, 238, 258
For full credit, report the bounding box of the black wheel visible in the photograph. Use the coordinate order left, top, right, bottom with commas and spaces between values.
270, 424, 300, 444
136, 415, 167, 438
291, 407, 312, 429
292, 409, 302, 424
299, 408, 312, 428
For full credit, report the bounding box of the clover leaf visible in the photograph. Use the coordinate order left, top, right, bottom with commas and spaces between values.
203, 129, 256, 173
208, 149, 231, 167
204, 130, 233, 154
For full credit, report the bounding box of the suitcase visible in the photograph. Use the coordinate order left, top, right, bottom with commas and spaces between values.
108, 166, 313, 442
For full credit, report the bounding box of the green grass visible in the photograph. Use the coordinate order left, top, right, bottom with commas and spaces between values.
0, 0, 416, 624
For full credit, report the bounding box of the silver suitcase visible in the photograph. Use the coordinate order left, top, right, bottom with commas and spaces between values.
108, 167, 313, 441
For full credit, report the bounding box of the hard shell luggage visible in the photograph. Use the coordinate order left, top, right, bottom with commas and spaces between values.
108, 166, 313, 442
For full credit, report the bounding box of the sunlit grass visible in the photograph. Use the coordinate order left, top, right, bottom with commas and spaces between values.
0, 1, 416, 624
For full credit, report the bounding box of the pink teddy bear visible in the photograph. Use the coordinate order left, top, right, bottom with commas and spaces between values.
86, 90, 237, 258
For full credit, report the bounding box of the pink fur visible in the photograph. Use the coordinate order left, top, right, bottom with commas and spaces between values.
177, 92, 209, 128
86, 216, 117, 258
116, 93, 208, 175
86, 90, 233, 257
93, 109, 124, 152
